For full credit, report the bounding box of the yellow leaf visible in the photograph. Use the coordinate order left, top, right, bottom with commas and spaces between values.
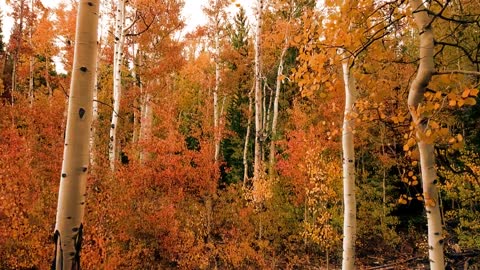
425, 129, 432, 137
457, 134, 463, 142
408, 171, 414, 177
457, 99, 465, 107
464, 97, 477, 105
449, 99, 457, 107
462, 89, 470, 98
430, 121, 439, 129
407, 137, 416, 146
434, 103, 440, 110
412, 161, 418, 166
403, 144, 409, 151
469, 89, 479, 97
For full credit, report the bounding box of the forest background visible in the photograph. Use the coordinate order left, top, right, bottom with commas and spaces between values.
0, 0, 479, 269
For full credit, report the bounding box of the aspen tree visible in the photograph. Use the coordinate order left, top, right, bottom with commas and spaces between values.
408, 0, 444, 268
341, 53, 356, 270
205, 0, 229, 162
339, 1, 357, 268
253, 0, 264, 181
53, 0, 100, 268
109, 0, 126, 171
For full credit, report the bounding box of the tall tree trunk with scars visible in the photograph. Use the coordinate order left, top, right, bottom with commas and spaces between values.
341, 53, 357, 270
109, 0, 126, 172
408, 0, 444, 268
253, 0, 264, 181
52, 0, 100, 268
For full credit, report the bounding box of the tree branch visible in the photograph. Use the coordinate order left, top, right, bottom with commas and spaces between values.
433, 70, 480, 76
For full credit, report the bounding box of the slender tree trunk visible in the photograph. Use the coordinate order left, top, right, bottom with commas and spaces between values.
109, 0, 126, 172
243, 85, 254, 186
53, 0, 100, 268
89, 45, 100, 167
213, 16, 221, 162
341, 54, 356, 270
269, 40, 288, 173
408, 0, 444, 268
132, 46, 140, 146
253, 0, 264, 181
139, 89, 152, 164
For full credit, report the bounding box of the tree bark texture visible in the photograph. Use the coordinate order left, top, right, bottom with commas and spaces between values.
53, 0, 100, 268
408, 0, 445, 268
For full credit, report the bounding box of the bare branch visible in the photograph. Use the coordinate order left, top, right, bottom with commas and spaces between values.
433, 70, 480, 76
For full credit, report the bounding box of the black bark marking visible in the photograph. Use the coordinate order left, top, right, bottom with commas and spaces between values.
67, 216, 72, 219
62, 173, 67, 178
439, 239, 444, 245
72, 227, 79, 232
87, 2, 93, 6
80, 202, 85, 205
433, 179, 438, 184
79, 108, 86, 119
111, 124, 115, 129
82, 167, 87, 172
73, 224, 84, 268
80, 66, 88, 72
52, 230, 62, 269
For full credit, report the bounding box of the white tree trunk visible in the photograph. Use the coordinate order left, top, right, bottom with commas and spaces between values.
269, 40, 288, 172
253, 0, 264, 181
109, 0, 126, 172
89, 51, 99, 167
213, 16, 221, 162
408, 0, 445, 268
243, 85, 254, 185
53, 0, 100, 268
341, 55, 356, 270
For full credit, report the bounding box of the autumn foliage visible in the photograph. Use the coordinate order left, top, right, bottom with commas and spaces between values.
1, 0, 480, 269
